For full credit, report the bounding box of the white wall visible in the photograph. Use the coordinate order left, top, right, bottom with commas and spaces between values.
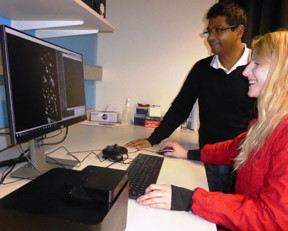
97, 0, 217, 114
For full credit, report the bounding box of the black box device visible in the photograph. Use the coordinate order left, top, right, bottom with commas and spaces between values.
0, 166, 128, 231
66, 166, 128, 203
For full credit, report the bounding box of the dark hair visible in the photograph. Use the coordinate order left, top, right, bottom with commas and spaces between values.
206, 2, 247, 28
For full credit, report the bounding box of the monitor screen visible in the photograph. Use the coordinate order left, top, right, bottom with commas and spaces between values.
1, 25, 86, 144
0, 25, 87, 178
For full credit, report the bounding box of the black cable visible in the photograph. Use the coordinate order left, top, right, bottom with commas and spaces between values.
0, 145, 136, 184
105, 161, 118, 168
44, 146, 103, 168
40, 127, 68, 146
103, 149, 139, 168
44, 145, 81, 168
78, 151, 101, 163
68, 148, 104, 163
0, 149, 29, 185
0, 178, 24, 185
0, 154, 28, 168
0, 144, 16, 153
39, 129, 63, 141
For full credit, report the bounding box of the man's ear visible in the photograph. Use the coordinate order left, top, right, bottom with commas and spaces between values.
236, 24, 245, 38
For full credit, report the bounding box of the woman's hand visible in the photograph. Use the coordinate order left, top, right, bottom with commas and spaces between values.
161, 142, 188, 159
137, 184, 172, 210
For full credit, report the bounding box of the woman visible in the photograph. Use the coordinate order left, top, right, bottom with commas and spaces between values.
137, 31, 288, 230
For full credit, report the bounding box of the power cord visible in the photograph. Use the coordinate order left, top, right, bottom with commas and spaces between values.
40, 127, 68, 146
0, 148, 29, 185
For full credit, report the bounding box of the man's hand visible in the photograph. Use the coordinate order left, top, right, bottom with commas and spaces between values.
125, 139, 152, 149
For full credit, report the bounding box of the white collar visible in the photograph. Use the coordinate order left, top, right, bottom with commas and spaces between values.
210, 43, 251, 74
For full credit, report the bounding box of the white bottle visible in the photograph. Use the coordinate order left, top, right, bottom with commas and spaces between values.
121, 98, 131, 126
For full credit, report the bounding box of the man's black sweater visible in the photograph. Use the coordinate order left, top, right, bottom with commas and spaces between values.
148, 56, 256, 148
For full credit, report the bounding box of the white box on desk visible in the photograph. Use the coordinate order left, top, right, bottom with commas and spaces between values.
148, 105, 162, 117
90, 111, 119, 122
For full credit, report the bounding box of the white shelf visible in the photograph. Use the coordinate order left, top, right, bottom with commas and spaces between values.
0, 0, 115, 37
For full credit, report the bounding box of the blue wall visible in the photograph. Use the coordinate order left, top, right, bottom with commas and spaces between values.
0, 77, 8, 127
0, 17, 11, 128
0, 17, 10, 25
46, 34, 97, 65
0, 18, 98, 128
46, 35, 98, 110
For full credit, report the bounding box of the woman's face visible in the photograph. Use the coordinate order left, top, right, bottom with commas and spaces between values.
243, 58, 270, 98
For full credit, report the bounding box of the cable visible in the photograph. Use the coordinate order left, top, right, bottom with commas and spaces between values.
0, 144, 16, 153
105, 161, 118, 168
0, 148, 29, 185
103, 148, 138, 168
45, 145, 81, 168
0, 178, 24, 185
40, 127, 68, 146
45, 146, 103, 168
77, 151, 100, 163
19, 144, 43, 176
45, 146, 136, 168
39, 129, 63, 141
0, 145, 137, 184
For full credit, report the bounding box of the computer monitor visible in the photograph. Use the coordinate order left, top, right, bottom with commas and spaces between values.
0, 25, 87, 178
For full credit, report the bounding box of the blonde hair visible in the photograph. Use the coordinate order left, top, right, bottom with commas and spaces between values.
234, 30, 288, 170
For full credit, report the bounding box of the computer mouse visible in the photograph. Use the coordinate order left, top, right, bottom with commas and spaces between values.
156, 147, 174, 155
102, 144, 128, 162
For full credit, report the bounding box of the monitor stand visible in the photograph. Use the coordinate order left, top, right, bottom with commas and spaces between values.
10, 139, 78, 179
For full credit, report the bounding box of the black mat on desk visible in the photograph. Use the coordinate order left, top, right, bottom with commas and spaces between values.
0, 166, 129, 231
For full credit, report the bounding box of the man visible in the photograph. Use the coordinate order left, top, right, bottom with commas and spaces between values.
126, 2, 256, 193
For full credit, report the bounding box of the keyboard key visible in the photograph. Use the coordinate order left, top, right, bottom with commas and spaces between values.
127, 153, 164, 199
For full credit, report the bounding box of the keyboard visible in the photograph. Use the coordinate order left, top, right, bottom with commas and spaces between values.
127, 153, 164, 199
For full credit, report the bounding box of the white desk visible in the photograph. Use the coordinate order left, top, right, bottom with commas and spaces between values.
0, 124, 216, 231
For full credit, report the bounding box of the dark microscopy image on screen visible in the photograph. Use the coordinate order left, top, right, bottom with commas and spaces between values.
39, 50, 60, 123
7, 34, 61, 132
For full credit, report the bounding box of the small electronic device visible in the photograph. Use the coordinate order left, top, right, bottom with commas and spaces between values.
66, 166, 128, 203
156, 147, 174, 155
0, 25, 87, 178
102, 144, 128, 162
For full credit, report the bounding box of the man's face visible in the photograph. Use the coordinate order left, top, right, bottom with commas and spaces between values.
205, 16, 240, 56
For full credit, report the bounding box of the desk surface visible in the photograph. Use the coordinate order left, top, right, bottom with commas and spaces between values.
0, 124, 216, 231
